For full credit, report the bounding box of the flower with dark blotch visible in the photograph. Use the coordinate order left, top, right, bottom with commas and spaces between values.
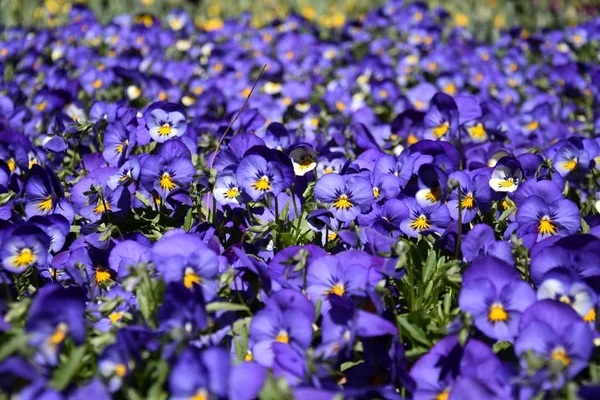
24, 165, 74, 223
107, 157, 141, 191
552, 138, 590, 178
288, 142, 318, 176
140, 155, 195, 201
369, 172, 401, 202
145, 101, 187, 143
357, 199, 409, 238
314, 173, 374, 222
489, 156, 523, 193
423, 92, 459, 141
1, 224, 50, 274
102, 121, 137, 167
71, 167, 131, 222
214, 168, 244, 206
236, 152, 292, 202
152, 232, 221, 301
400, 198, 451, 238
515, 188, 580, 243
415, 163, 448, 207
446, 170, 492, 223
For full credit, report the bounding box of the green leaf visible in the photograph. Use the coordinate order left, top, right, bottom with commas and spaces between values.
50, 345, 86, 391
397, 316, 433, 347
0, 334, 30, 361
183, 207, 194, 232
206, 302, 250, 313
147, 359, 170, 400
135, 191, 152, 207
259, 373, 293, 400
581, 218, 590, 234
498, 205, 516, 222
493, 340, 512, 353
340, 360, 364, 372
0, 191, 15, 206
422, 249, 437, 283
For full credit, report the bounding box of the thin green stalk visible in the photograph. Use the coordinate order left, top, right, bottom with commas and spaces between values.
455, 184, 463, 260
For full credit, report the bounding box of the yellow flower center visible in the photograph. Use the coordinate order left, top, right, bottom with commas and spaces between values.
559, 295, 572, 304
39, 195, 54, 212
407, 134, 419, 145
116, 140, 128, 154
432, 121, 449, 138
468, 123, 487, 140
92, 79, 103, 89
109, 311, 124, 324
7, 157, 16, 172
95, 268, 111, 284
526, 120, 539, 131
333, 194, 352, 210
335, 101, 346, 112
190, 389, 209, 400
328, 231, 338, 241
325, 283, 345, 297
324, 167, 335, 174
94, 201, 111, 214
379, 89, 388, 98
160, 172, 177, 191
436, 388, 451, 400
538, 216, 556, 235
373, 187, 380, 199
461, 194, 475, 209
584, 308, 596, 323
225, 187, 240, 199
561, 159, 578, 172
282, 97, 292, 106
244, 351, 253, 361
499, 178, 515, 188
114, 364, 127, 377
36, 101, 47, 112
298, 156, 315, 169
455, 13, 468, 27
444, 83, 456, 95
425, 187, 442, 203
488, 303, 509, 322
49, 323, 68, 346
183, 269, 202, 289
285, 50, 295, 60
275, 330, 289, 344
410, 215, 430, 231
157, 123, 172, 136
253, 176, 271, 192
12, 248, 36, 268
551, 347, 571, 366
414, 100, 425, 110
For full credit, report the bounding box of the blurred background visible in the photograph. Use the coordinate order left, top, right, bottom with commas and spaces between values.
0, 0, 598, 36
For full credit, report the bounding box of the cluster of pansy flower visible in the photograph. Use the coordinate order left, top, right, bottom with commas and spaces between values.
3, 1, 600, 399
